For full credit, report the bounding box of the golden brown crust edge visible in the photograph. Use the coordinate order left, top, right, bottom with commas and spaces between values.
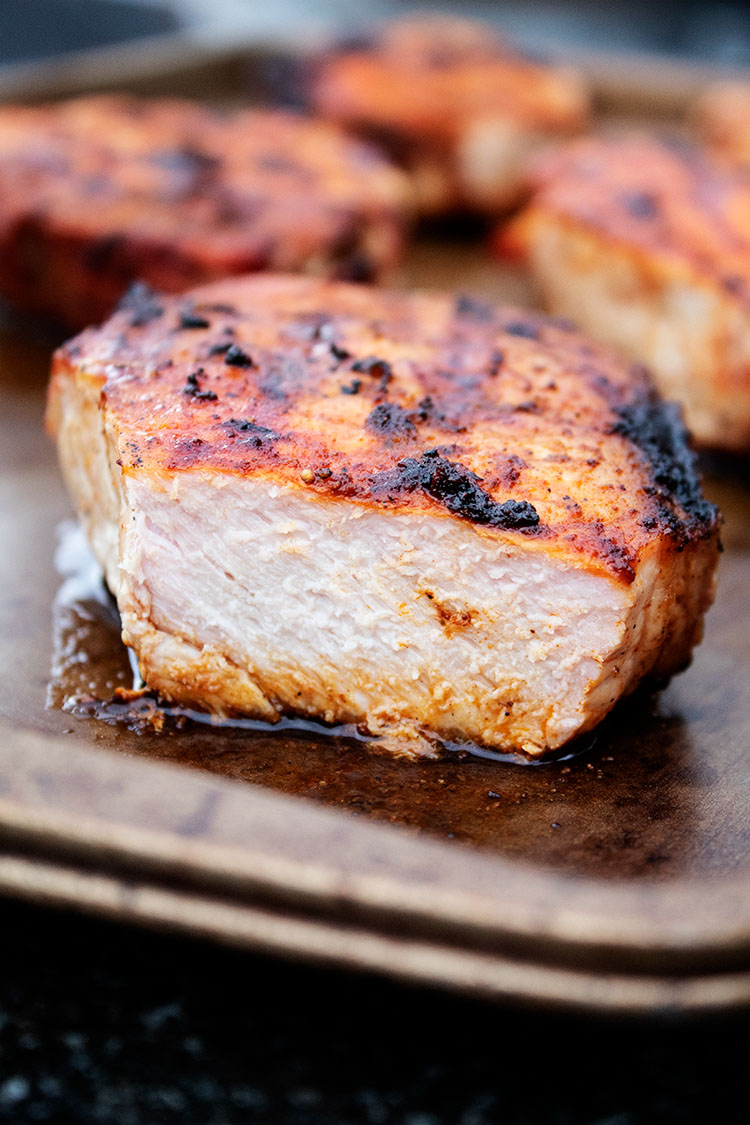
48, 273, 720, 589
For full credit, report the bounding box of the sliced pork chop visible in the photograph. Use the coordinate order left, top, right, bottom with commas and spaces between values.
302, 15, 590, 216
47, 275, 719, 758
0, 95, 411, 330
499, 134, 750, 453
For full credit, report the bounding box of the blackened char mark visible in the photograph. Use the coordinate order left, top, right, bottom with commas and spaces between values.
454, 293, 493, 322
611, 397, 718, 536
179, 309, 211, 330
375, 451, 540, 530
116, 281, 164, 327
222, 418, 280, 447
224, 344, 254, 368
352, 355, 392, 382
415, 395, 466, 433
504, 320, 540, 341
365, 402, 417, 441
182, 369, 217, 401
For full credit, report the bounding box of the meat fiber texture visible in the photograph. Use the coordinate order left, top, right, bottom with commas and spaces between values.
499, 134, 750, 453
302, 15, 590, 217
0, 95, 412, 330
47, 274, 720, 759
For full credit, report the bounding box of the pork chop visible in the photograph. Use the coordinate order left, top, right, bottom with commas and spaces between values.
499, 134, 750, 452
0, 95, 411, 330
47, 274, 720, 758
302, 15, 590, 216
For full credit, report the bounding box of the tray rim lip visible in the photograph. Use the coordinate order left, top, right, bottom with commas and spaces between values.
1, 848, 749, 1016
1, 718, 749, 976
0, 35, 748, 1010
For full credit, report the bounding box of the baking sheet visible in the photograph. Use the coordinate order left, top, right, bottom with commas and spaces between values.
0, 43, 748, 1013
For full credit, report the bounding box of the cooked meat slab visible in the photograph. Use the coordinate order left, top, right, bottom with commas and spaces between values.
694, 81, 750, 170
47, 274, 719, 758
0, 95, 411, 330
500, 134, 750, 452
303, 15, 590, 216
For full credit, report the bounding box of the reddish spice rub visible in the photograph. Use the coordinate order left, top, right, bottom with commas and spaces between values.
50, 274, 718, 586
501, 134, 750, 311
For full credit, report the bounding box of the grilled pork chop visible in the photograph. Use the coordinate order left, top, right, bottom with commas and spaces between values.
0, 95, 411, 330
47, 274, 719, 758
302, 15, 590, 216
500, 134, 750, 452
694, 81, 750, 170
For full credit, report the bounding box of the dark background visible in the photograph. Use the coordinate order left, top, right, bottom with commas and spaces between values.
1, 895, 749, 1124
2, 1, 750, 69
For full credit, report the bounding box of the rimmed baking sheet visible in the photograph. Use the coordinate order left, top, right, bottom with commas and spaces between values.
0, 38, 748, 1014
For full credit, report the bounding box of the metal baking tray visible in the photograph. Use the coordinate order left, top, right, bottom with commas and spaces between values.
0, 39, 748, 1014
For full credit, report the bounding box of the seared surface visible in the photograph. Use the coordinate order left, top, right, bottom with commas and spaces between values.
694, 80, 750, 169
53, 274, 714, 578
305, 15, 589, 215
47, 275, 719, 756
502, 134, 750, 451
0, 95, 411, 329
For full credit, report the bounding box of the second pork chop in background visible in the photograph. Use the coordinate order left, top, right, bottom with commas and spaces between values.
499, 134, 750, 453
300, 14, 590, 217
0, 95, 412, 330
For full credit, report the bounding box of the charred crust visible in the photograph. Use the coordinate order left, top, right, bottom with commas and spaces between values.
199, 303, 238, 315
340, 378, 362, 395
182, 369, 217, 402
224, 344, 254, 368
222, 418, 280, 445
611, 397, 718, 538
374, 451, 541, 530
329, 342, 351, 362
415, 395, 466, 433
504, 320, 540, 341
351, 356, 393, 383
116, 281, 164, 327
496, 453, 526, 487
179, 309, 211, 330
74, 278, 719, 582
365, 402, 418, 441
454, 293, 493, 322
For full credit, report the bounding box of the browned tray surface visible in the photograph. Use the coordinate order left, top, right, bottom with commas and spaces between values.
0, 46, 748, 1014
